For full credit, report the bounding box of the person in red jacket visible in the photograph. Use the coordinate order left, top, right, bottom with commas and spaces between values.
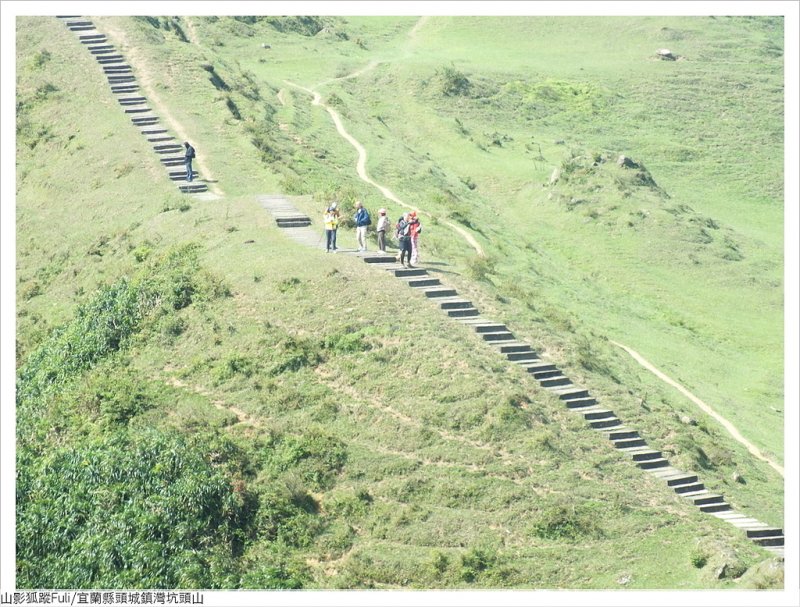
409, 211, 423, 265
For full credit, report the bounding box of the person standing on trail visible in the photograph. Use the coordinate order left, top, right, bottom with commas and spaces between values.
354, 201, 371, 252
324, 204, 340, 253
409, 211, 423, 265
396, 212, 413, 267
376, 208, 390, 252
329, 202, 340, 251
184, 142, 196, 183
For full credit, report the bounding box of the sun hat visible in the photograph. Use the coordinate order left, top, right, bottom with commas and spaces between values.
379, 208, 386, 214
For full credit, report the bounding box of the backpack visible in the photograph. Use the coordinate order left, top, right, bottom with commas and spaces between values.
396, 220, 410, 240
187, 146, 196, 159
364, 210, 371, 226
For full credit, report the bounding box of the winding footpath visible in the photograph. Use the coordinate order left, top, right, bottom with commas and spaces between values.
282, 16, 485, 258
611, 341, 784, 477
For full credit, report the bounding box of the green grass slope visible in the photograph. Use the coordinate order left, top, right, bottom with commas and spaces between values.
15, 15, 784, 590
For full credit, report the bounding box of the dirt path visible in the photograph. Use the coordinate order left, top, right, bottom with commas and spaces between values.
610, 340, 784, 477
277, 88, 288, 106
283, 80, 485, 257
283, 16, 485, 258
409, 15, 430, 38
182, 17, 200, 45
165, 376, 258, 427
94, 17, 223, 196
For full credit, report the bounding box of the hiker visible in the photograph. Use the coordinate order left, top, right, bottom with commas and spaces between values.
324, 203, 340, 253
354, 200, 371, 252
409, 210, 423, 265
396, 212, 413, 267
376, 208, 390, 252
184, 141, 196, 182
329, 202, 340, 251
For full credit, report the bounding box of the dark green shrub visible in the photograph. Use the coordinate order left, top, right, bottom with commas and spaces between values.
215, 355, 259, 382
437, 65, 471, 96
530, 499, 604, 541
31, 49, 51, 68
459, 547, 496, 582
690, 549, 708, 568
323, 329, 370, 354
269, 337, 323, 376
266, 429, 347, 491
16, 429, 252, 589
84, 366, 156, 425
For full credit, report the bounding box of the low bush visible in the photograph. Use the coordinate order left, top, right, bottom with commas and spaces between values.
16, 429, 252, 589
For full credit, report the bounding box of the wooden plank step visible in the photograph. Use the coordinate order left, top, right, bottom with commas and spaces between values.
674, 482, 705, 494
178, 184, 208, 193
422, 288, 457, 298
407, 278, 440, 288
691, 494, 724, 506
752, 535, 784, 547
472, 323, 508, 334
392, 267, 427, 278
494, 342, 533, 354
582, 408, 616, 421
553, 387, 590, 400
447, 308, 479, 318
612, 437, 647, 449
564, 397, 597, 409
539, 375, 571, 388
481, 331, 514, 341
362, 255, 397, 264
519, 360, 555, 371
604, 428, 639, 441
699, 502, 731, 513
746, 528, 783, 539
530, 368, 562, 380
665, 474, 699, 487
636, 458, 670, 470
588, 417, 623, 430
622, 448, 663, 462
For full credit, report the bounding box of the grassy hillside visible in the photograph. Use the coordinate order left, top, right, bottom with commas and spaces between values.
15, 15, 784, 590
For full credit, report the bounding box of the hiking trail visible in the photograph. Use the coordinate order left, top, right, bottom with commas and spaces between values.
611, 341, 784, 477
258, 193, 786, 557
93, 17, 222, 196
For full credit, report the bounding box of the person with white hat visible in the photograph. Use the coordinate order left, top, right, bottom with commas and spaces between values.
376, 208, 389, 252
